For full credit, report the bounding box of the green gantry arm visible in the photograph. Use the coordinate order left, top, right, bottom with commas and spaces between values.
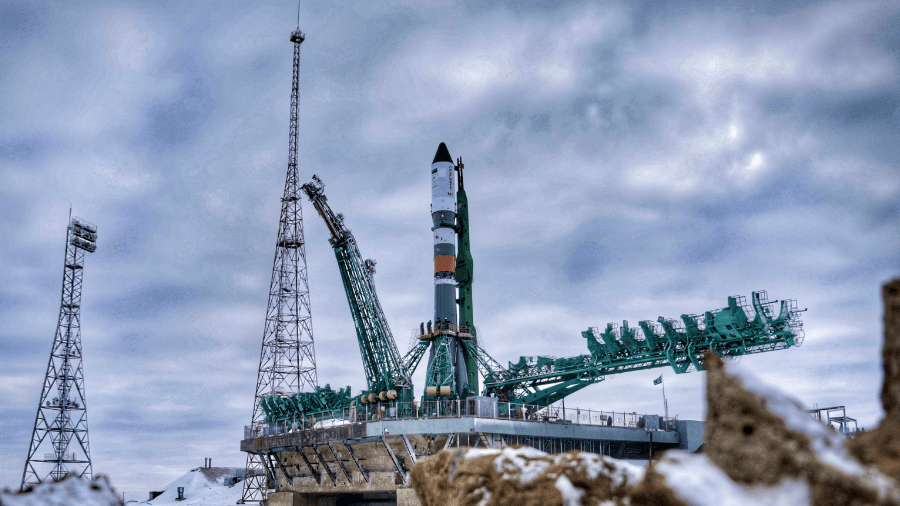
476, 291, 804, 408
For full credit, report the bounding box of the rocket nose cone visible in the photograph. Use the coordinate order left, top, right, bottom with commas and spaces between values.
432, 142, 453, 164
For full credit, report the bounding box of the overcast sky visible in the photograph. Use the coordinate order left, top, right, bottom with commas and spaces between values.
1, 0, 898, 499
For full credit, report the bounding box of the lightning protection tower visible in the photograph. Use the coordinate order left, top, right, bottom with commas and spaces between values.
21, 213, 97, 490
240, 26, 317, 504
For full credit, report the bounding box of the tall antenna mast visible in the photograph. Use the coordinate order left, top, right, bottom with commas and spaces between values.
21, 215, 98, 490
240, 24, 315, 504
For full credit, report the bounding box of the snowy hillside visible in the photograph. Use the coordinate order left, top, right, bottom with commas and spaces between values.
140, 468, 243, 506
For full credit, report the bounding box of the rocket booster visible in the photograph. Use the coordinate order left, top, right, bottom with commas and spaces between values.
430, 142, 469, 396
431, 142, 457, 327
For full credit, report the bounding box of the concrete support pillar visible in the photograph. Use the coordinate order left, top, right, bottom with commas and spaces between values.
397, 488, 422, 506
267, 492, 338, 506
267, 491, 302, 506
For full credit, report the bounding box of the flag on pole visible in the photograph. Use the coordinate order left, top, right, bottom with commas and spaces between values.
653, 375, 663, 385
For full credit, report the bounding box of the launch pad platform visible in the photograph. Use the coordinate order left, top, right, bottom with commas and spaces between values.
240, 404, 703, 506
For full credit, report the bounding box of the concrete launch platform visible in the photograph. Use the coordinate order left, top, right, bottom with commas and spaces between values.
241, 414, 703, 506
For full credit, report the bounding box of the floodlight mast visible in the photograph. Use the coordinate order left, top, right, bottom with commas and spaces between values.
240, 26, 316, 504
21, 214, 97, 491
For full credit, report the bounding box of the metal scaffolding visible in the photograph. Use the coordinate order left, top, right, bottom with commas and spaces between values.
21, 214, 97, 490
241, 27, 317, 504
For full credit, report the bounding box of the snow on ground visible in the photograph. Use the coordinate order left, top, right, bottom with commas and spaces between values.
140, 468, 242, 506
0, 475, 121, 506
655, 451, 811, 506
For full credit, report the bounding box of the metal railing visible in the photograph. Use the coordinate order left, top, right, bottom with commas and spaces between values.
245, 400, 678, 437
44, 453, 76, 461
806, 405, 859, 435
418, 323, 473, 338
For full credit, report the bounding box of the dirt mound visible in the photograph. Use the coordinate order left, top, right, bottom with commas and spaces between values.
410, 446, 642, 506
848, 278, 900, 482
849, 416, 900, 483
702, 351, 898, 506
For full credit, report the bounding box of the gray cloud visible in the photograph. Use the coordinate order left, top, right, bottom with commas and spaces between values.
1, 0, 897, 499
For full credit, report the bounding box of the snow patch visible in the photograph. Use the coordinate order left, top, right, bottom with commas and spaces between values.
463, 448, 502, 459
139, 468, 243, 505
575, 452, 642, 487
657, 451, 811, 506
1, 475, 121, 506
492, 446, 554, 483
471, 486, 492, 506
554, 475, 583, 506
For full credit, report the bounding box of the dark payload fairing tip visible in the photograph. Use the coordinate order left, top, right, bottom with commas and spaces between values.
433, 142, 453, 164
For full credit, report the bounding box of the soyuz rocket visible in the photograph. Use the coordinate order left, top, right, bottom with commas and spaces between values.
431, 143, 457, 332
429, 142, 471, 396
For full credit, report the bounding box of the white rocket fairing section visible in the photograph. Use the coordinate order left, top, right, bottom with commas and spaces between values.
432, 142, 457, 297
429, 142, 468, 396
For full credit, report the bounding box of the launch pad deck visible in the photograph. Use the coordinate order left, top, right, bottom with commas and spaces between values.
241, 415, 703, 506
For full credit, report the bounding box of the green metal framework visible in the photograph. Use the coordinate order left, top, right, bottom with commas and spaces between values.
424, 334, 457, 394
256, 287, 803, 425
454, 158, 478, 391
401, 340, 430, 375
259, 384, 353, 425
301, 176, 413, 408
254, 177, 807, 426
467, 291, 803, 408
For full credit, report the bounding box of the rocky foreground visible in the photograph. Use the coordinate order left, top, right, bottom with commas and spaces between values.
410, 279, 900, 506
0, 475, 121, 506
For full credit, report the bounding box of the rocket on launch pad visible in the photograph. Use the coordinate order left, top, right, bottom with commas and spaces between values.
431, 143, 458, 333
423, 142, 475, 400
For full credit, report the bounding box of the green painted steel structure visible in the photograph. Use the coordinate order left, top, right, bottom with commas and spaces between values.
425, 335, 457, 394
301, 176, 414, 411
255, 177, 806, 427
259, 384, 353, 426
257, 288, 803, 425
461, 291, 803, 410
454, 159, 478, 393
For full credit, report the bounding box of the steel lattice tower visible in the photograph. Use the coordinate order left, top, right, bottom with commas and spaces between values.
240, 27, 317, 504
21, 214, 97, 491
